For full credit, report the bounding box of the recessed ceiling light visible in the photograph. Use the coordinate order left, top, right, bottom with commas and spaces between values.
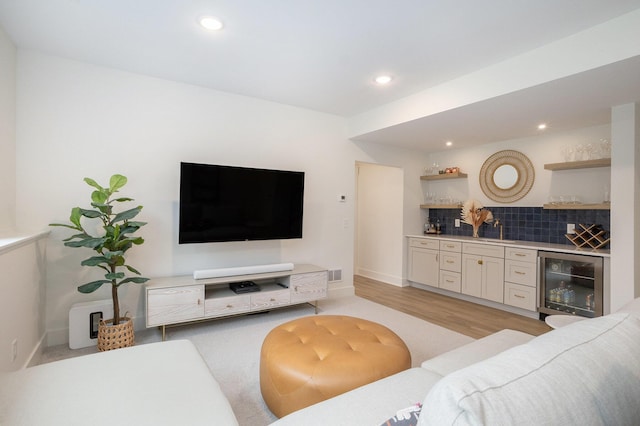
374, 75, 392, 85
199, 16, 224, 31
538, 123, 547, 130
445, 141, 453, 147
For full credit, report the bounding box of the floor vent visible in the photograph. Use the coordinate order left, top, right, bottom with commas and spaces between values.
328, 269, 342, 282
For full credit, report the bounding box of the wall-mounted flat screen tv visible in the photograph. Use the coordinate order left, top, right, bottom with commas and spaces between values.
179, 162, 305, 244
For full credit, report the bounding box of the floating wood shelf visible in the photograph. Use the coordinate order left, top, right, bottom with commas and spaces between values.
543, 203, 610, 210
544, 158, 611, 170
420, 172, 468, 181
565, 224, 610, 249
420, 204, 462, 209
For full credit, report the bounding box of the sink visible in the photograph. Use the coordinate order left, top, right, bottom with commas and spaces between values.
476, 238, 516, 244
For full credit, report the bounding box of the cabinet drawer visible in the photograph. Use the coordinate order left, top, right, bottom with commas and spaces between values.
439, 271, 461, 293
504, 282, 537, 311
439, 240, 462, 252
251, 289, 291, 311
291, 271, 328, 303
146, 285, 204, 326
505, 247, 537, 263
205, 294, 251, 318
505, 259, 537, 287
409, 238, 439, 250
463, 242, 504, 258
440, 251, 461, 273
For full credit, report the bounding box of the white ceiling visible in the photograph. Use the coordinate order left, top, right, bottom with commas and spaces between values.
1, 0, 640, 152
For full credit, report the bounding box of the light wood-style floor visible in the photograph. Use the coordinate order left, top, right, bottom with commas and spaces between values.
354, 275, 551, 339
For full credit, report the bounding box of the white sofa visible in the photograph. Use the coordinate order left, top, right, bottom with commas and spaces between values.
0, 340, 238, 426
271, 300, 640, 426
3, 302, 639, 426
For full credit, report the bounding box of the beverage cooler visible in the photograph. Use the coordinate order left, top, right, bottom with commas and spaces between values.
539, 251, 603, 318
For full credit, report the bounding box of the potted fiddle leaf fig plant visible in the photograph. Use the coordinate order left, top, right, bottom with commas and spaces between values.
50, 174, 149, 351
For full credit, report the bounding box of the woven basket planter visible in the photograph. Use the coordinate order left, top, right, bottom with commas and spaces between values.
98, 317, 134, 351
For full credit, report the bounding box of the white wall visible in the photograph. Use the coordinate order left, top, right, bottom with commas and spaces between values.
425, 125, 612, 207
14, 51, 428, 345
356, 163, 404, 285
0, 26, 16, 232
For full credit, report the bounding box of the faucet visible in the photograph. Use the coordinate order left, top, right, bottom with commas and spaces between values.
494, 219, 504, 240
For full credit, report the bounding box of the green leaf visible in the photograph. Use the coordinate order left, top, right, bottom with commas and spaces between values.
84, 178, 105, 192
78, 280, 110, 293
109, 174, 127, 192
70, 207, 82, 228
91, 190, 108, 204
125, 265, 142, 275
117, 276, 149, 286
112, 206, 142, 223
49, 223, 80, 230
79, 208, 103, 219
65, 237, 106, 249
113, 197, 134, 203
81, 256, 109, 266
106, 272, 125, 280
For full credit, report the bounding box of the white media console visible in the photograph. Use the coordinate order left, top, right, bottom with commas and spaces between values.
145, 264, 328, 339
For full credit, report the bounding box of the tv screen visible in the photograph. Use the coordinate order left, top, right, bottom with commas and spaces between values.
179, 162, 305, 244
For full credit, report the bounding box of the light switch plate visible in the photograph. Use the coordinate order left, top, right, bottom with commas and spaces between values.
567, 223, 575, 234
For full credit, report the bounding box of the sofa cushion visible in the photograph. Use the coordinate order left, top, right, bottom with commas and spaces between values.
0, 340, 238, 426
421, 329, 533, 377
418, 313, 640, 425
269, 367, 442, 426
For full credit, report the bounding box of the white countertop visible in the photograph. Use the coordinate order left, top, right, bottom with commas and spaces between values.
406, 234, 610, 257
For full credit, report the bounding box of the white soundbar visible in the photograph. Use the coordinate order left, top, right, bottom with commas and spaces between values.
193, 262, 294, 280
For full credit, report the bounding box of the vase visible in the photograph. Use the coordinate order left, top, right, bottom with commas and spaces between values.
472, 225, 480, 238
97, 317, 134, 351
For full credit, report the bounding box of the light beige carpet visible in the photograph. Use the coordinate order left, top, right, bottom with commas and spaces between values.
40, 295, 474, 426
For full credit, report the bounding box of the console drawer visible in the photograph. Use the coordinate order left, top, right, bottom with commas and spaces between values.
251, 289, 291, 311
205, 294, 251, 318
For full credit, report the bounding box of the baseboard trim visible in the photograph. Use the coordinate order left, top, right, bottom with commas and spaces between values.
355, 268, 405, 287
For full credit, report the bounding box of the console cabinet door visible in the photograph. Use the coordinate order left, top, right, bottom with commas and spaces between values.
462, 254, 483, 298
483, 255, 505, 303
462, 254, 504, 302
408, 247, 439, 287
146, 285, 204, 326
291, 271, 328, 303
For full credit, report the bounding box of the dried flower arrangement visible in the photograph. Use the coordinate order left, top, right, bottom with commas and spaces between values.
460, 199, 494, 238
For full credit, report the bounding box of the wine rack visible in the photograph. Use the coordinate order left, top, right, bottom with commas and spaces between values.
565, 224, 610, 249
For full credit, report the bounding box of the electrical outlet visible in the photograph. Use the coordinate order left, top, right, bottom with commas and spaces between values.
455, 219, 461, 228
567, 223, 575, 234
11, 339, 17, 362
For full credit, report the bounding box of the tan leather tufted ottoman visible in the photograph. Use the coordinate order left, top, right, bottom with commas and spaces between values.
260, 315, 411, 418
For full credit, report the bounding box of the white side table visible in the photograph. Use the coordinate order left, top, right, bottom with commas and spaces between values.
545, 314, 587, 329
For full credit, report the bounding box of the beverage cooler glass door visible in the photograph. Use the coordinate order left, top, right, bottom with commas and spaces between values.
539, 251, 603, 318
